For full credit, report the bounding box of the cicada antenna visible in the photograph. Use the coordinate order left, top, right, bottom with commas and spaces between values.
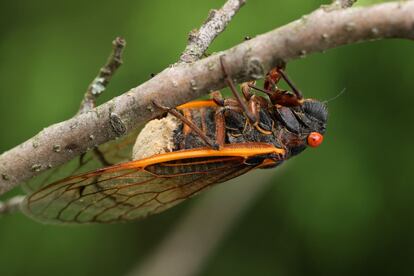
322, 88, 346, 104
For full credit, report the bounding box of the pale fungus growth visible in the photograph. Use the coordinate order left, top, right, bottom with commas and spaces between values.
132, 114, 181, 160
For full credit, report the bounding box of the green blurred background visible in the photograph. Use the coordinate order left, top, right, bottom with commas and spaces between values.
1, 0, 414, 275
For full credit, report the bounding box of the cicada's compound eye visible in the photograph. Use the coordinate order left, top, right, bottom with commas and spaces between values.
307, 132, 324, 147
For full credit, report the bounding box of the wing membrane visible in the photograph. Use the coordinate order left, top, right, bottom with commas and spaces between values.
23, 129, 140, 193
22, 155, 253, 224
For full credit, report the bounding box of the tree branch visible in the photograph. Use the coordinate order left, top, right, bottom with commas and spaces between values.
1, 1, 414, 195
180, 0, 245, 63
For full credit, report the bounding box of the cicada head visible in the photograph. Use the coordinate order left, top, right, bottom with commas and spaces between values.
275, 99, 328, 157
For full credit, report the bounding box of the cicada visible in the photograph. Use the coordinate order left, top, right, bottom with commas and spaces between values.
21, 57, 327, 224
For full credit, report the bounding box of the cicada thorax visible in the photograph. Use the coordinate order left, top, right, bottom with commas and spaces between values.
133, 101, 285, 167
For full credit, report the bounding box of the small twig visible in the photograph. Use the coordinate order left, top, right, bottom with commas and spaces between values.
0, 195, 25, 215
180, 0, 245, 63
78, 37, 126, 114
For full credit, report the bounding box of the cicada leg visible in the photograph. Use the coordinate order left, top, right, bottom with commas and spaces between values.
219, 55, 258, 124
212, 89, 271, 136
248, 67, 304, 107
276, 68, 303, 101
152, 100, 219, 150
264, 68, 282, 91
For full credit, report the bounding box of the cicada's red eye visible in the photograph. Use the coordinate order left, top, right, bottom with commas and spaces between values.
307, 132, 324, 147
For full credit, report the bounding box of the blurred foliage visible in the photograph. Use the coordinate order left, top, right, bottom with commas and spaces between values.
1, 0, 414, 275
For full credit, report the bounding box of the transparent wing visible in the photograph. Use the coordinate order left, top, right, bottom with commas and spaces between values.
23, 128, 140, 193
22, 155, 254, 224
